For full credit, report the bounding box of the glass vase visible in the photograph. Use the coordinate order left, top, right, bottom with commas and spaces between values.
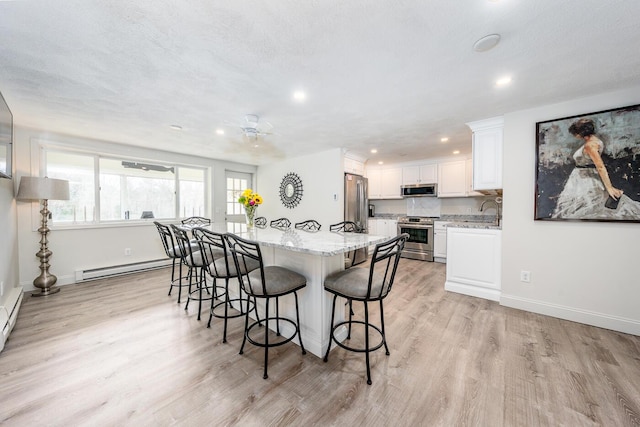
245, 205, 256, 228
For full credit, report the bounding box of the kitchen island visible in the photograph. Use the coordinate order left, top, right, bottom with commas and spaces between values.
210, 224, 389, 357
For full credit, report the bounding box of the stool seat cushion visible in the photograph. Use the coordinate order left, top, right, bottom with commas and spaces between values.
324, 267, 386, 300
183, 250, 205, 267
246, 266, 306, 296
168, 241, 200, 258
212, 255, 260, 277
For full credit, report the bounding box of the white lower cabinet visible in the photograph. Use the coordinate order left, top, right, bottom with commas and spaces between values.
444, 227, 501, 301
433, 221, 449, 262
368, 219, 398, 237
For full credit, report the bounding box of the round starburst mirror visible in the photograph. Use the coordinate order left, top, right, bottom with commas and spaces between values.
279, 172, 303, 209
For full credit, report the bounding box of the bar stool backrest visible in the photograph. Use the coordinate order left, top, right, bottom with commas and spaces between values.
270, 218, 291, 229
181, 216, 211, 226
192, 227, 228, 276
254, 216, 267, 228
329, 221, 360, 233
171, 224, 201, 266
295, 220, 321, 232
367, 233, 409, 300
225, 233, 266, 296
154, 221, 179, 259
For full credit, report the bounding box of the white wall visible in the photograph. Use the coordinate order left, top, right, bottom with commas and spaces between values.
14, 126, 256, 291
501, 86, 640, 335
256, 148, 343, 228
0, 176, 19, 306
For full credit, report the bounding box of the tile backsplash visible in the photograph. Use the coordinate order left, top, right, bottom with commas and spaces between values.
406, 197, 442, 217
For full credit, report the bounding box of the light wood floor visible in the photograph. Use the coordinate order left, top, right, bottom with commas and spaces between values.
1, 260, 639, 426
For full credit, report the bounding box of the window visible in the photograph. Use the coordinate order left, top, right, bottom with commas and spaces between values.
43, 148, 207, 225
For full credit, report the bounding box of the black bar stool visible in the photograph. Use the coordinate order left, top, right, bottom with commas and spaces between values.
323, 233, 408, 385
226, 233, 307, 379
192, 227, 259, 343
171, 225, 216, 321
154, 221, 197, 303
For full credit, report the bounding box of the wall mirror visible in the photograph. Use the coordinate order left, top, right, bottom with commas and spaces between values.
279, 172, 303, 208
0, 90, 13, 179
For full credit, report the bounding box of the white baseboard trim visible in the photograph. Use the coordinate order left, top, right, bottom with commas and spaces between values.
500, 294, 640, 336
445, 281, 500, 302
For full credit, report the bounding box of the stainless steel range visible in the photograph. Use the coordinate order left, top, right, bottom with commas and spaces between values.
397, 216, 435, 261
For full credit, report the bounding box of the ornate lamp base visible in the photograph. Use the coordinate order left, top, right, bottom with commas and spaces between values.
32, 271, 61, 297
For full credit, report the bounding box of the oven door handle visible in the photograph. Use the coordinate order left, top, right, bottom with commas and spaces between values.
398, 224, 433, 230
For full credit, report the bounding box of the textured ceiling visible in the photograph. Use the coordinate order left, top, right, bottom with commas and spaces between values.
1, 0, 640, 166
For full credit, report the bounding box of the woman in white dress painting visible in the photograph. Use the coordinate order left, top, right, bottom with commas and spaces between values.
553, 118, 640, 219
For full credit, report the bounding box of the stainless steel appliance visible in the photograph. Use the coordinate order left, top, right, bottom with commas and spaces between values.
401, 183, 437, 197
397, 216, 435, 261
345, 173, 368, 265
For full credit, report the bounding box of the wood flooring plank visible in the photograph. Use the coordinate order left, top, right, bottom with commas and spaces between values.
1, 261, 639, 426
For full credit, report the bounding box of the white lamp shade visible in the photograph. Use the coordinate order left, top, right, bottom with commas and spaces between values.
17, 176, 70, 201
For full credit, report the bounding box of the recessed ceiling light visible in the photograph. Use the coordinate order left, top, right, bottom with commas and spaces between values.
293, 90, 306, 101
496, 76, 512, 86
216, 129, 225, 135
378, 161, 384, 165
473, 34, 501, 52
453, 150, 460, 155
371, 149, 378, 154
440, 137, 449, 142
169, 125, 182, 131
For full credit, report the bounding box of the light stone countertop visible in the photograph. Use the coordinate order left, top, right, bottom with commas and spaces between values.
205, 224, 389, 256
444, 221, 501, 230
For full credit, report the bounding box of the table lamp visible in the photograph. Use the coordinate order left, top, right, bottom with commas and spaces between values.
17, 176, 70, 297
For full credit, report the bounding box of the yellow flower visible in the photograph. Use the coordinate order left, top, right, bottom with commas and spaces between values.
238, 189, 264, 207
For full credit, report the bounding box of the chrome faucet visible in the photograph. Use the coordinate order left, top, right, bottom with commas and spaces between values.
480, 198, 501, 226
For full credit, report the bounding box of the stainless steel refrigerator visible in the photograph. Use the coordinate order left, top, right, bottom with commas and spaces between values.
344, 173, 368, 266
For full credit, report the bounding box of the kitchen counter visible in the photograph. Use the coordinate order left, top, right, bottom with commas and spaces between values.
445, 221, 501, 230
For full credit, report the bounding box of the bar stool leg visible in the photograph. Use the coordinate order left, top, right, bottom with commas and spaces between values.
263, 298, 270, 379
364, 301, 372, 385
275, 297, 281, 336
294, 292, 306, 354
380, 299, 389, 355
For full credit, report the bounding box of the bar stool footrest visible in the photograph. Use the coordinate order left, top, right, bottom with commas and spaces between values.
246, 317, 299, 348
330, 320, 385, 354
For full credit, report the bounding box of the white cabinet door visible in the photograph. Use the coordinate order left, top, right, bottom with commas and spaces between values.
433, 221, 449, 259
437, 160, 467, 197
344, 157, 365, 176
367, 219, 377, 235
419, 164, 438, 184
381, 168, 403, 199
467, 116, 503, 191
367, 169, 383, 199
402, 164, 438, 185
466, 159, 484, 197
445, 227, 502, 301
385, 220, 398, 238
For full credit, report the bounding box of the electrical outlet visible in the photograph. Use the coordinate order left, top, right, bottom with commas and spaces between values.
520, 270, 531, 283
0, 281, 4, 297
125, 248, 132, 256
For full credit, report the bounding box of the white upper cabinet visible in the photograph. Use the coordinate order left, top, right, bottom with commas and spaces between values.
344, 156, 365, 176
402, 164, 438, 185
466, 159, 484, 197
368, 167, 402, 199
437, 160, 467, 197
466, 116, 504, 192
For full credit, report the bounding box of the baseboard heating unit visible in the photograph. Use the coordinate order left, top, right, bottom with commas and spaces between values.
1, 286, 24, 353
75, 259, 171, 282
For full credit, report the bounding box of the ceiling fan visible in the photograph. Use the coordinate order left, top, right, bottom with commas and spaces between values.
229, 114, 274, 140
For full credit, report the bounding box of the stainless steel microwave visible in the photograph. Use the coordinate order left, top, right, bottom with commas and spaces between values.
401, 183, 437, 197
